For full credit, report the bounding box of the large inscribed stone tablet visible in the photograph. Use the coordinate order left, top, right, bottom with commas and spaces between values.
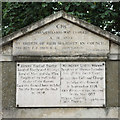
13, 19, 109, 56
16, 62, 105, 107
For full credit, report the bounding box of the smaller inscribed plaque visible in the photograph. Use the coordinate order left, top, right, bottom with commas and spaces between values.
16, 62, 105, 107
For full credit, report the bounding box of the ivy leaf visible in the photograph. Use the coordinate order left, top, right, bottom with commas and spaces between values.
42, 3, 47, 8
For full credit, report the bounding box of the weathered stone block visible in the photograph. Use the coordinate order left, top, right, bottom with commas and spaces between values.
106, 61, 119, 107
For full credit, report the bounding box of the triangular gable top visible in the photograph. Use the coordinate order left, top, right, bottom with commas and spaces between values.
1, 10, 120, 46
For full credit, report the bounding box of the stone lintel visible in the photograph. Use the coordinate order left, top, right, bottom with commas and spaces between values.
13, 55, 108, 62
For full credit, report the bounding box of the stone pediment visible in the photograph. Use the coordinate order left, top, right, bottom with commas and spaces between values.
13, 18, 110, 56
1, 11, 120, 58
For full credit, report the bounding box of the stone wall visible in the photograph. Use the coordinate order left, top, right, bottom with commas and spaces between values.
1, 11, 120, 119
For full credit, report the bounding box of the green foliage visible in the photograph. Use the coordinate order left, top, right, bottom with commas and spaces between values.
2, 2, 120, 37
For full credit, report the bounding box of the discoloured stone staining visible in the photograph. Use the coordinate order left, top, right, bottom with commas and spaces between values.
0, 62, 2, 119
2, 62, 16, 109
2, 44, 12, 55
106, 61, 119, 107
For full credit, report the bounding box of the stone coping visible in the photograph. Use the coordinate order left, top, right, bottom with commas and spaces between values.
1, 11, 120, 47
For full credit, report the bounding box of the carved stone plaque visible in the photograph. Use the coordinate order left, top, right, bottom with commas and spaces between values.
16, 62, 105, 107
13, 19, 109, 56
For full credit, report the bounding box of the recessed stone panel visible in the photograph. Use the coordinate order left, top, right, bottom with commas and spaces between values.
13, 19, 109, 56
16, 62, 105, 107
